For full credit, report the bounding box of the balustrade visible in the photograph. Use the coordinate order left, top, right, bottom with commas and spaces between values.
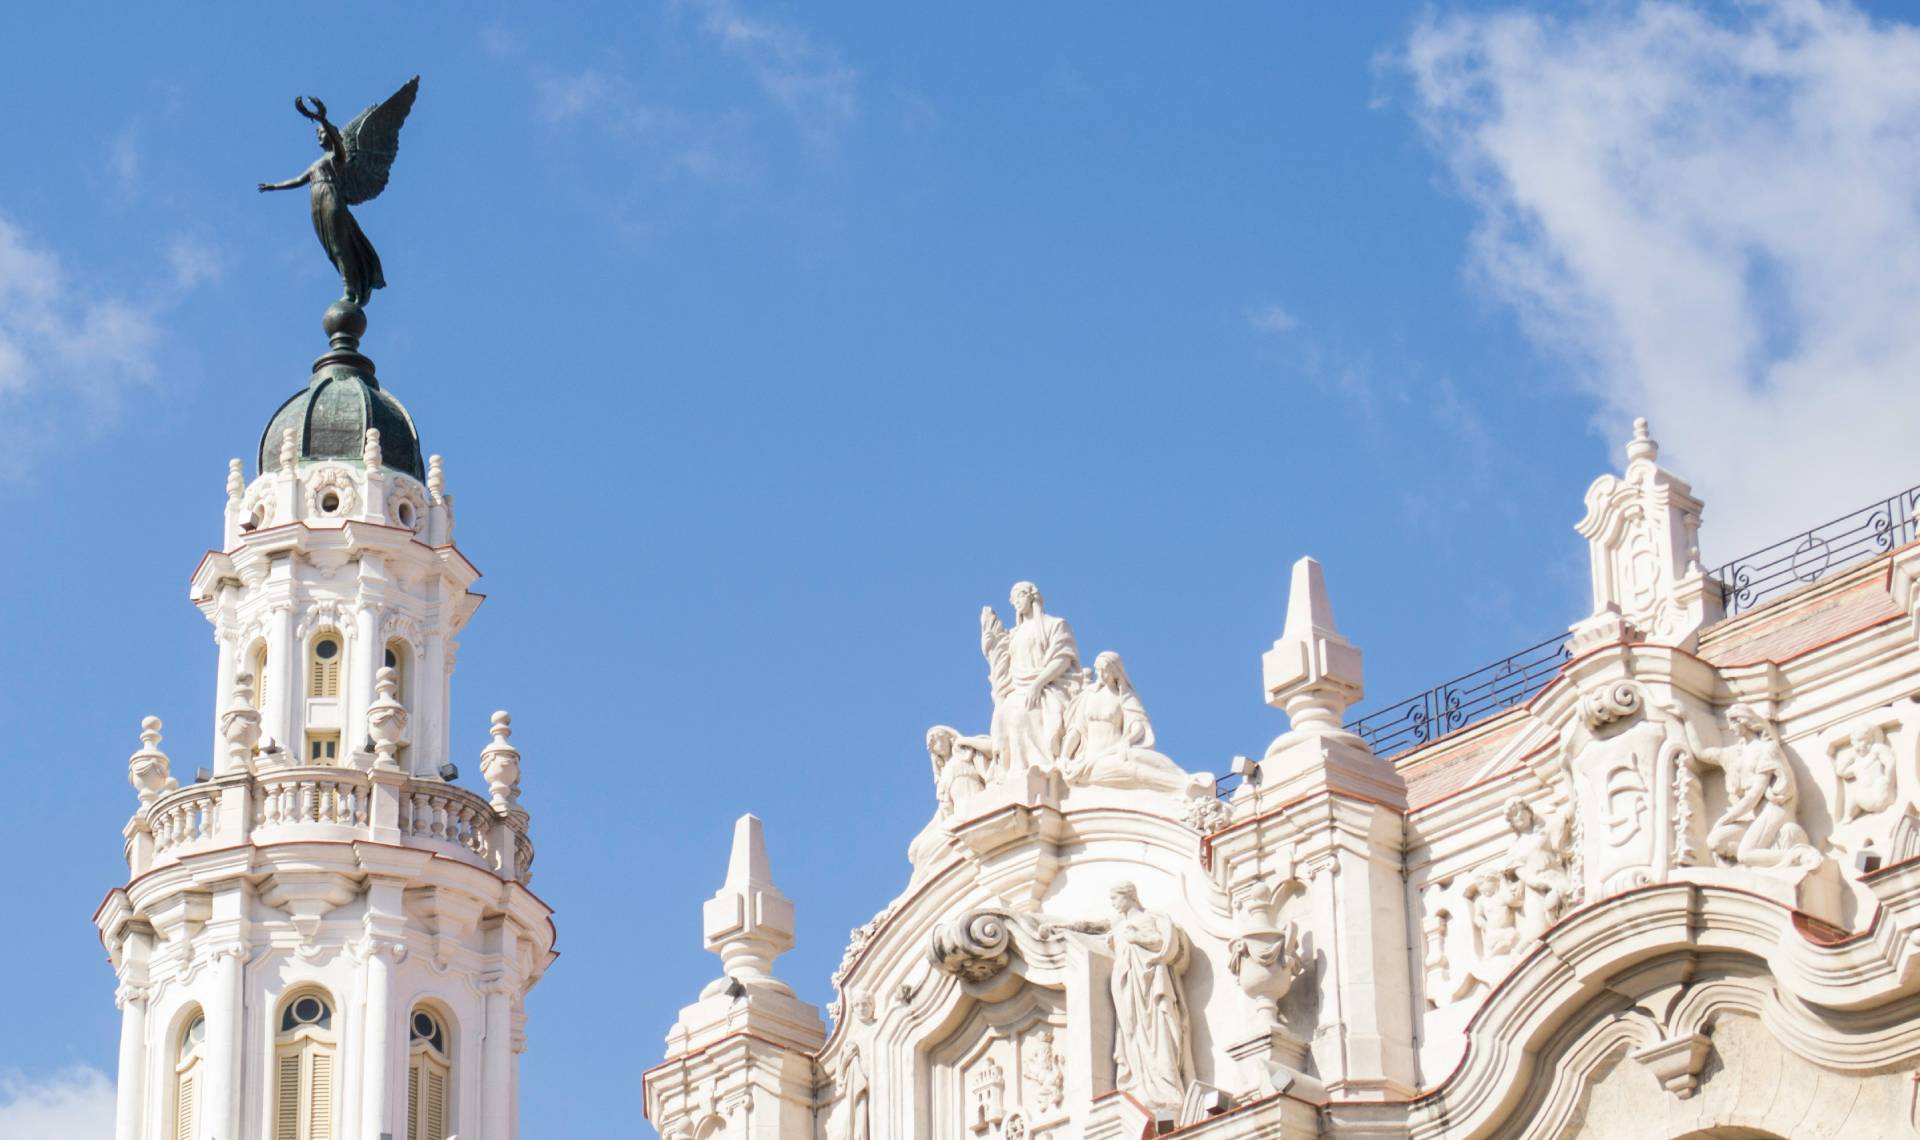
139, 766, 531, 881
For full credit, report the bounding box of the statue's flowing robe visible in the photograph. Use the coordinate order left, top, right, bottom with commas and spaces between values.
1107, 909, 1194, 1109
309, 158, 385, 303
994, 612, 1079, 771
1061, 685, 1202, 796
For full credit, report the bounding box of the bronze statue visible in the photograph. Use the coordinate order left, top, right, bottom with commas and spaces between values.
259, 77, 419, 306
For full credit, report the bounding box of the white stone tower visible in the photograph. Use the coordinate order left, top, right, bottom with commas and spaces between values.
97, 302, 556, 1140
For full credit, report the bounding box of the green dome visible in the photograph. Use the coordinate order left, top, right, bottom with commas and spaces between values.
258, 371, 425, 480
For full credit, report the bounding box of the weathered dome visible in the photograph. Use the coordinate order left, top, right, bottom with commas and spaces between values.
258, 372, 425, 480
256, 301, 425, 480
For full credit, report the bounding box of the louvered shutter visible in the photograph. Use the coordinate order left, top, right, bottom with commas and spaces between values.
407, 1065, 422, 1140
425, 1067, 446, 1139
309, 1051, 334, 1140
275, 1052, 301, 1140
175, 1072, 196, 1140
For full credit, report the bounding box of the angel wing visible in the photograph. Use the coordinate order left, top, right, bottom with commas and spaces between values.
338, 76, 420, 206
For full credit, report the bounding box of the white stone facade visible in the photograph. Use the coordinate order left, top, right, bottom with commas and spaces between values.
646, 422, 1920, 1138
99, 424, 554, 1140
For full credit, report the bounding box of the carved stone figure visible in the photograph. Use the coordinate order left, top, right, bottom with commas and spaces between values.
1500, 798, 1574, 939
927, 724, 992, 814
1684, 704, 1819, 871
1022, 1027, 1066, 1112
258, 78, 420, 306
980, 582, 1082, 772
1833, 723, 1898, 822
1061, 651, 1215, 800
1226, 899, 1307, 1028
1044, 882, 1194, 1110
1452, 867, 1526, 1000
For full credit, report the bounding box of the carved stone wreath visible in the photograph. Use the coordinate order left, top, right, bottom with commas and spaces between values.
305, 465, 359, 518
388, 479, 428, 533
242, 482, 276, 529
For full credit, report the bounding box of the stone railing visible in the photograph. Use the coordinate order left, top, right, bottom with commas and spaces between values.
133, 766, 534, 885
149, 783, 223, 858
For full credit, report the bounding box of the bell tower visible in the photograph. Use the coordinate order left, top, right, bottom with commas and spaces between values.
95, 301, 556, 1140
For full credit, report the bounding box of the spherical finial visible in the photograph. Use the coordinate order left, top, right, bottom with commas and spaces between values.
140, 716, 163, 746
322, 300, 368, 346
490, 710, 513, 740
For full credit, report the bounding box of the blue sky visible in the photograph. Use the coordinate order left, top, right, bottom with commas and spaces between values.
6, 2, 1920, 1135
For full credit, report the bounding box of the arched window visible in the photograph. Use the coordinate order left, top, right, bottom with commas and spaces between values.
174, 1011, 205, 1140
249, 643, 269, 710
308, 634, 342, 699
274, 992, 336, 1140
406, 1007, 450, 1140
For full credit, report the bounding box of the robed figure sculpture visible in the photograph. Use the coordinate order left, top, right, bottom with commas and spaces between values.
259, 77, 420, 305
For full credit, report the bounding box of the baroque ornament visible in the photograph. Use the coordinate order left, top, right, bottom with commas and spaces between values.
980, 581, 1082, 773
928, 909, 1019, 983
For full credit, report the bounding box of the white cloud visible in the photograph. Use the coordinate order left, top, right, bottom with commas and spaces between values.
166, 237, 226, 290
681, 0, 857, 145
109, 130, 139, 193
0, 1067, 116, 1138
0, 215, 161, 476
1248, 303, 1299, 335
1404, 0, 1920, 556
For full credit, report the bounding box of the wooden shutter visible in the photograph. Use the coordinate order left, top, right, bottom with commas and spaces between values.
174, 1071, 196, 1140
407, 1066, 421, 1140
275, 1051, 301, 1140
309, 1051, 334, 1140
425, 1067, 446, 1140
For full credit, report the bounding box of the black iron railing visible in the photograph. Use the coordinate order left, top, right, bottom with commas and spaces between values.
1714, 485, 1920, 617
1344, 632, 1571, 756
1338, 481, 1920, 759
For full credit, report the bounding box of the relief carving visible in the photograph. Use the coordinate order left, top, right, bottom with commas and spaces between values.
1680, 703, 1820, 874
1226, 897, 1307, 1028
1831, 719, 1900, 823
929, 909, 1022, 983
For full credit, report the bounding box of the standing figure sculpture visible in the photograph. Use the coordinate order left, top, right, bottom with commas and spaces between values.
1061, 651, 1214, 800
1833, 723, 1898, 822
1044, 882, 1194, 1110
258, 77, 420, 306
980, 582, 1081, 772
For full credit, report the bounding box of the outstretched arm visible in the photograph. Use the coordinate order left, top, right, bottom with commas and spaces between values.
257, 169, 313, 192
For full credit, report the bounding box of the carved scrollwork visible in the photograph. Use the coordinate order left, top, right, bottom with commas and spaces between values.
1579, 680, 1643, 729
928, 908, 1019, 982
305, 465, 359, 518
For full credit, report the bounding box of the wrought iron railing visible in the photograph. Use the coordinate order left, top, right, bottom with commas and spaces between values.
1344, 632, 1571, 756
1714, 484, 1920, 617
1337, 481, 1920, 759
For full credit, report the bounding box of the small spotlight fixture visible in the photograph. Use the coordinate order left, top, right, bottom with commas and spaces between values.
194, 767, 212, 784
438, 761, 459, 782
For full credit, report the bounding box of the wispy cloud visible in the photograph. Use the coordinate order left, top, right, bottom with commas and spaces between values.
0, 214, 164, 478
0, 1067, 116, 1137
108, 130, 139, 195
681, 0, 858, 145
1404, 0, 1920, 554
1247, 303, 1299, 335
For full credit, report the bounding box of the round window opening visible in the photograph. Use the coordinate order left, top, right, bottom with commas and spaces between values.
413, 1012, 435, 1037
385, 647, 399, 669
320, 491, 342, 514
398, 502, 416, 528
315, 639, 339, 661
294, 996, 323, 1023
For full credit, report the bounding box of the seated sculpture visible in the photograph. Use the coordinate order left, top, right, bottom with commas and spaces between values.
1060, 651, 1214, 800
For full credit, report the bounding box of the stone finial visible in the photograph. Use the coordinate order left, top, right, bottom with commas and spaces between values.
363, 428, 383, 470
279, 427, 299, 472
217, 674, 263, 774
225, 459, 245, 501
1570, 416, 1720, 651
427, 454, 445, 502
366, 666, 409, 770
128, 716, 178, 804
1262, 557, 1364, 738
701, 814, 799, 998
479, 710, 521, 810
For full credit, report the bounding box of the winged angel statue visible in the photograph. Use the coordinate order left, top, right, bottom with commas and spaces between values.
259, 77, 419, 305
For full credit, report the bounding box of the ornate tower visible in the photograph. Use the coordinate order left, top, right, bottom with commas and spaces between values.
96, 301, 556, 1140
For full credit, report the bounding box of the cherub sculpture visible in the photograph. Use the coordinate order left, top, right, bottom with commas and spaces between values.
259, 77, 420, 306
